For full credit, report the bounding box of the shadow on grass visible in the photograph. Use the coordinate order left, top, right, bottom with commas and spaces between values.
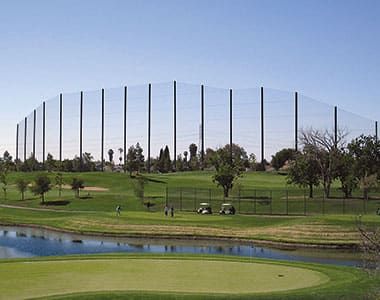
42, 200, 71, 206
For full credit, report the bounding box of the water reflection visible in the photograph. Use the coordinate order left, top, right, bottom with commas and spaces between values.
0, 226, 362, 267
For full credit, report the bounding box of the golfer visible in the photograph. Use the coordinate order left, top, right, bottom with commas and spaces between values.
116, 205, 121, 216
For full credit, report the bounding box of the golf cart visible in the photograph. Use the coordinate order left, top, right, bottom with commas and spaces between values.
219, 203, 236, 215
197, 202, 212, 214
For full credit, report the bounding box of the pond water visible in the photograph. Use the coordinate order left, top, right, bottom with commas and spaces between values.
0, 226, 362, 267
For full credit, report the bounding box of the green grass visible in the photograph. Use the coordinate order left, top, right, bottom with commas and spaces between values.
0, 254, 378, 300
1, 171, 380, 246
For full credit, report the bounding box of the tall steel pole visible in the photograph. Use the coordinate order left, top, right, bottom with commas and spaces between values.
173, 80, 177, 170
147, 83, 151, 173
33, 109, 36, 159
79, 91, 83, 170
201, 84, 205, 169
295, 92, 298, 152
43, 101, 46, 164
123, 86, 127, 172
15, 124, 19, 161
24, 117, 27, 161
260, 87, 264, 163
334, 106, 338, 147
229, 89, 233, 164
59, 93, 63, 163
101, 89, 105, 171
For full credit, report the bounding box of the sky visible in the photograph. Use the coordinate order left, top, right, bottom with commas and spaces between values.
1, 0, 380, 160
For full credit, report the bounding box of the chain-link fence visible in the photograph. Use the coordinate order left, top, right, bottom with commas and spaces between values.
166, 187, 380, 215
15, 81, 377, 167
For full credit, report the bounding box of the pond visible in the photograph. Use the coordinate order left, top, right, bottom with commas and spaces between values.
0, 226, 362, 267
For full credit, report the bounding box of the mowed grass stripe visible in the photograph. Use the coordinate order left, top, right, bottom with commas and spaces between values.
0, 258, 328, 299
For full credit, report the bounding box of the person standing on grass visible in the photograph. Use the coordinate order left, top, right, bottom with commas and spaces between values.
116, 205, 121, 216
164, 205, 169, 217
170, 205, 174, 217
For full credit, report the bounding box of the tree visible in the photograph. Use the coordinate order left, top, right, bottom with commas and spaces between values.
359, 174, 377, 200
204, 148, 216, 169
21, 155, 40, 172
30, 175, 51, 203
118, 148, 123, 165
287, 151, 320, 198
189, 143, 198, 161
82, 152, 95, 172
335, 150, 357, 198
348, 135, 380, 198
175, 154, 185, 171
71, 178, 84, 198
0, 169, 8, 200
16, 178, 29, 200
55, 173, 64, 198
163, 146, 171, 172
271, 148, 298, 171
300, 129, 346, 198
210, 145, 242, 197
183, 151, 188, 169
126, 143, 145, 177
45, 153, 57, 172
2, 151, 14, 170
108, 149, 114, 164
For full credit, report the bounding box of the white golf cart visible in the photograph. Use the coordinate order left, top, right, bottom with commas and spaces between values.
197, 202, 213, 214
219, 203, 236, 215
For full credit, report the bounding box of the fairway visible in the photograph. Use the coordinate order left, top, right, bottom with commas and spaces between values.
0, 256, 328, 299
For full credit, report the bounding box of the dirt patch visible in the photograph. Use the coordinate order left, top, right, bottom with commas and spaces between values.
61, 185, 109, 192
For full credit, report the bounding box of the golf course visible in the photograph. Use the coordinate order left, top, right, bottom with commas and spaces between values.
0, 171, 379, 299
0, 171, 379, 248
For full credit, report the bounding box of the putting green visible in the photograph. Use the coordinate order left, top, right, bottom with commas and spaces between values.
0, 257, 328, 299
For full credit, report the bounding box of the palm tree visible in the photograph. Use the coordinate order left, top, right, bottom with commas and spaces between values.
118, 148, 123, 165
108, 149, 114, 164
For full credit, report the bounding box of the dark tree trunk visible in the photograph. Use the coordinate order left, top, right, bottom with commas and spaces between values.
309, 183, 313, 198
223, 187, 229, 198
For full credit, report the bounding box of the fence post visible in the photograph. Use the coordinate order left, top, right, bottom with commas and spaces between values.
194, 188, 197, 211
343, 197, 345, 215
322, 193, 325, 215
270, 190, 273, 215
303, 189, 306, 216
180, 188, 183, 211
286, 190, 289, 215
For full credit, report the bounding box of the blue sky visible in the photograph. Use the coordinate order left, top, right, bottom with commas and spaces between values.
1, 0, 380, 159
